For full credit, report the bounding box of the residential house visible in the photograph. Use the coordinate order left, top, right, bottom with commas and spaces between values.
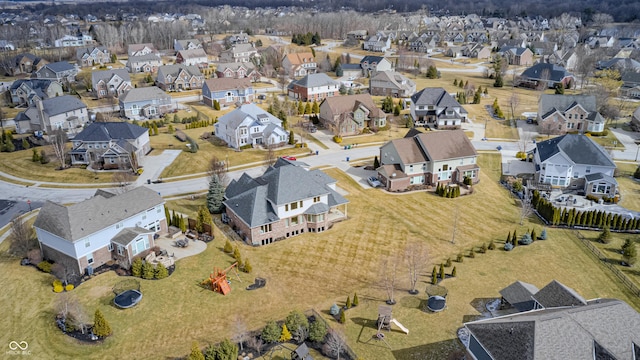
214, 103, 288, 149
530, 41, 557, 56
377, 129, 479, 191
536, 94, 605, 135
360, 56, 393, 77
532, 134, 617, 197
621, 71, 640, 99
319, 94, 387, 136
544, 50, 579, 71
346, 30, 368, 41
517, 63, 575, 89
126, 54, 163, 74
462, 43, 492, 60
91, 69, 132, 99
119, 86, 173, 120
631, 106, 640, 131
464, 281, 640, 360
127, 43, 159, 57
223, 159, 349, 246
9, 79, 63, 107
214, 62, 261, 81
407, 33, 437, 53
363, 34, 391, 52
287, 73, 340, 102
156, 64, 203, 91
219, 43, 259, 63
54, 33, 95, 47
14, 95, 89, 136
282, 52, 317, 78
587, 35, 616, 48
70, 122, 150, 170
76, 46, 110, 67
7, 53, 47, 76
34, 187, 167, 275
202, 78, 254, 108
176, 48, 209, 68
225, 32, 249, 45
35, 61, 78, 84
499, 46, 534, 66
445, 46, 465, 58
596, 57, 640, 72
173, 38, 202, 52
410, 87, 468, 128
339, 64, 362, 79
369, 70, 416, 98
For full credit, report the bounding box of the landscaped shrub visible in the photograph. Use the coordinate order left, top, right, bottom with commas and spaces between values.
598, 226, 612, 244
353, 293, 359, 306
504, 242, 514, 251
204, 338, 238, 360
488, 240, 496, 250
531, 229, 537, 242
261, 321, 280, 343
53, 284, 64, 293
131, 258, 143, 277
519, 233, 533, 245
540, 229, 548, 240
339, 309, 346, 324
223, 240, 233, 253
309, 319, 328, 343
142, 261, 155, 279
456, 253, 464, 262
439, 264, 445, 279
515, 151, 526, 159
155, 263, 169, 279
65, 284, 74, 291
279, 324, 292, 342
53, 279, 62, 288
506, 231, 511, 244
329, 304, 340, 316
242, 258, 252, 273
93, 309, 112, 338
469, 248, 475, 258
451, 266, 457, 277
233, 246, 241, 262
481, 243, 488, 253
37, 261, 53, 273
188, 341, 205, 360
333, 135, 342, 144
345, 295, 352, 309
445, 258, 452, 267
622, 240, 637, 266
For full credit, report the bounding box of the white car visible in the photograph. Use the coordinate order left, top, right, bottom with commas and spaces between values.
367, 176, 382, 188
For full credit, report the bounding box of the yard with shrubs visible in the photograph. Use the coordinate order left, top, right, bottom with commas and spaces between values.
0, 153, 639, 360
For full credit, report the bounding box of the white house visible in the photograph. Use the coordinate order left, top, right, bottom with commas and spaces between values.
532, 134, 617, 197
214, 103, 289, 149
54, 33, 95, 47
34, 187, 167, 275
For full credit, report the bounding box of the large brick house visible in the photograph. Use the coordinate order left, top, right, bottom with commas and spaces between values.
537, 94, 605, 135
369, 70, 416, 97
91, 69, 132, 99
223, 159, 349, 246
287, 73, 340, 102
34, 187, 167, 275
319, 94, 387, 136
377, 129, 479, 191
76, 46, 111, 67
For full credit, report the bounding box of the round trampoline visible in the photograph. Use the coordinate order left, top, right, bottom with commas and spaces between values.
114, 290, 143, 309
427, 295, 446, 312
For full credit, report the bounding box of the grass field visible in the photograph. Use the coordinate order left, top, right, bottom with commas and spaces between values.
585, 232, 640, 290
615, 162, 640, 212
2, 152, 638, 360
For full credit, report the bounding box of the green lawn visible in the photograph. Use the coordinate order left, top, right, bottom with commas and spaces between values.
1, 153, 638, 360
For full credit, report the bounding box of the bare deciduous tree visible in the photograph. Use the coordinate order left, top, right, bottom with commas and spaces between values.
381, 251, 400, 305
520, 192, 534, 226
509, 92, 520, 121
8, 215, 36, 257
208, 155, 229, 185
49, 129, 68, 170
405, 242, 429, 294
56, 293, 89, 334
231, 316, 249, 352
112, 171, 136, 194
52, 257, 78, 286
246, 336, 263, 356
322, 328, 346, 360
265, 139, 277, 168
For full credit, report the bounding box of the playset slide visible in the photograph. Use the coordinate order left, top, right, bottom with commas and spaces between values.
390, 318, 409, 334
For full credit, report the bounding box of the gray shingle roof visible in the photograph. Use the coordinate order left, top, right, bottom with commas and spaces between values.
467, 299, 640, 360
34, 186, 164, 242
120, 86, 170, 103
10, 79, 54, 92
535, 134, 615, 168
73, 122, 147, 142
157, 64, 202, 79
499, 281, 539, 306
539, 94, 597, 115
289, 73, 339, 88
44, 61, 74, 73
584, 172, 617, 184
128, 53, 162, 63
91, 69, 130, 84
533, 280, 587, 308
411, 87, 466, 112
111, 227, 153, 246
217, 103, 281, 130
520, 63, 573, 82
41, 95, 86, 116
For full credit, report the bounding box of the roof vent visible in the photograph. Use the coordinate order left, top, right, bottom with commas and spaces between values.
391, 173, 396, 178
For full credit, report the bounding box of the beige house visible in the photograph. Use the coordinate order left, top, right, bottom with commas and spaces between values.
282, 52, 317, 78
319, 94, 387, 136
156, 64, 203, 91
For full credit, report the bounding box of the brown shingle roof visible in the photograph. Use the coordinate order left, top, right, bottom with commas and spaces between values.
321, 94, 385, 118
203, 77, 251, 92
415, 130, 477, 161
285, 52, 314, 65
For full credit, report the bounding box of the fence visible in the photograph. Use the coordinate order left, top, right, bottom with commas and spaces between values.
574, 231, 640, 298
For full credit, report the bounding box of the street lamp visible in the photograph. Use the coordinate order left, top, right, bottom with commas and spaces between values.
635, 141, 640, 162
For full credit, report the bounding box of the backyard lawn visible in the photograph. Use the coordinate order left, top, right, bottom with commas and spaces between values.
2, 152, 638, 360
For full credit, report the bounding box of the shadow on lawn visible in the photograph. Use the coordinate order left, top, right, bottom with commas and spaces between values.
391, 338, 465, 360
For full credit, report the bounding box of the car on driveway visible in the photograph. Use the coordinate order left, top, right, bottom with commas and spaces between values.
367, 176, 382, 188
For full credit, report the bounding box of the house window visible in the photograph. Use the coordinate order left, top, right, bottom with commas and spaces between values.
132, 237, 150, 255
107, 243, 114, 252
87, 252, 94, 264
117, 245, 124, 256
157, 207, 162, 213
260, 224, 272, 234
85, 239, 90, 248
442, 164, 448, 171
285, 204, 289, 211
291, 216, 299, 225
586, 166, 591, 174
290, 201, 298, 210
313, 196, 320, 203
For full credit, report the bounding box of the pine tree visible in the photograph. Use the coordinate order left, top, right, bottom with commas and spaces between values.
353, 293, 359, 306
279, 324, 292, 342
540, 229, 548, 240
469, 248, 475, 258
164, 207, 171, 225
445, 257, 452, 267
339, 309, 346, 324
21, 138, 30, 149
224, 239, 233, 253
180, 215, 186, 233
288, 130, 295, 145
31, 148, 40, 162
598, 226, 612, 244
312, 100, 319, 114
233, 246, 242, 262
131, 258, 143, 277
531, 229, 537, 242
297, 101, 304, 115
142, 261, 155, 279
622, 240, 637, 266
346, 295, 351, 309
207, 174, 225, 214
93, 309, 112, 338
488, 240, 496, 250
304, 102, 311, 115
512, 230, 517, 245
506, 231, 512, 244
431, 269, 438, 284
451, 266, 457, 277
439, 263, 445, 279
373, 156, 380, 169
188, 341, 205, 360
152, 122, 159, 136
155, 263, 169, 279
453, 79, 458, 86
213, 100, 220, 111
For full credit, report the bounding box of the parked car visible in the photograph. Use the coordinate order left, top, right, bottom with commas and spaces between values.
282, 156, 296, 161
367, 176, 382, 188
257, 94, 266, 100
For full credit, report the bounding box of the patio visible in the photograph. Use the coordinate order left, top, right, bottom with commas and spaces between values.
154, 236, 207, 260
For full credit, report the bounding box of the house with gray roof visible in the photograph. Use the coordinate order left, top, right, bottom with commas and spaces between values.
621, 71, 640, 99
126, 53, 163, 74
360, 56, 393, 77
378, 129, 479, 191
531, 134, 616, 196
91, 69, 132, 99
597, 57, 640, 73
70, 122, 150, 170
219, 43, 259, 63
223, 159, 349, 246
287, 73, 340, 102
119, 86, 173, 120
214, 103, 288, 149
127, 43, 159, 57
9, 79, 63, 107
15, 95, 88, 136
410, 87, 468, 129
156, 64, 203, 91
176, 48, 208, 68
499, 281, 539, 312
214, 62, 261, 82
202, 77, 254, 108
35, 61, 78, 84
76, 46, 110, 67
369, 70, 416, 98
537, 94, 605, 135
464, 280, 640, 360
34, 186, 167, 276
173, 38, 202, 52
517, 63, 575, 89
498, 46, 533, 66
8, 53, 48, 76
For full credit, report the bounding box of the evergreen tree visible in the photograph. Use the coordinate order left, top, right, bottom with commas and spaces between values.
261, 321, 280, 343
373, 156, 380, 169
540, 229, 548, 240
451, 266, 457, 277
279, 324, 292, 342
195, 205, 212, 233
288, 130, 295, 145
31, 148, 40, 162
312, 100, 319, 114
622, 240, 637, 266
207, 174, 225, 214
224, 239, 233, 252
453, 79, 458, 86
93, 309, 112, 337
426, 65, 438, 79
297, 101, 305, 115
155, 263, 169, 279
304, 102, 311, 115
439, 263, 445, 279
335, 65, 343, 77
233, 246, 242, 262
152, 122, 159, 136
180, 215, 186, 233
142, 261, 155, 279
512, 230, 517, 245
345, 295, 351, 309
531, 229, 537, 242
242, 258, 252, 273
393, 104, 401, 116
445, 257, 452, 267
213, 100, 220, 110
506, 231, 511, 244
353, 293, 359, 306
188, 341, 205, 360
21, 138, 30, 149
488, 240, 496, 250
309, 320, 327, 342
598, 226, 612, 244
431, 269, 438, 284
339, 309, 346, 324
131, 258, 143, 277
